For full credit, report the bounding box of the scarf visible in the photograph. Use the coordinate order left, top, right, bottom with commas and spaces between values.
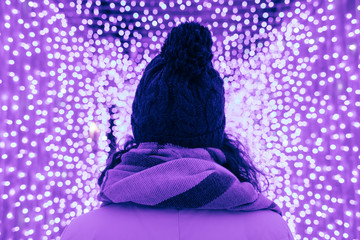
98, 142, 282, 216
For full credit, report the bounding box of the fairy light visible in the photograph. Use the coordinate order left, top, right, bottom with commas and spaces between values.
0, 0, 359, 239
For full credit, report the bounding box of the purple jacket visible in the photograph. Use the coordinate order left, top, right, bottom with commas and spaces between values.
61, 203, 294, 240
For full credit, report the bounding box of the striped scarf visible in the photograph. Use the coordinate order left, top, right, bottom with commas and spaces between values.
98, 142, 282, 216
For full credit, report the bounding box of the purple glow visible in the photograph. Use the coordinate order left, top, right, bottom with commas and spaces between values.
0, 0, 359, 239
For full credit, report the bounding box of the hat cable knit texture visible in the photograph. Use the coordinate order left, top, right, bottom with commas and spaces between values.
131, 22, 226, 148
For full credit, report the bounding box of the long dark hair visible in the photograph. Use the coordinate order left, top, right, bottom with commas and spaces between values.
98, 133, 269, 192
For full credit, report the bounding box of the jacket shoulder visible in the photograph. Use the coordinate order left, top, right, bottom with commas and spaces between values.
60, 204, 179, 240
179, 209, 294, 240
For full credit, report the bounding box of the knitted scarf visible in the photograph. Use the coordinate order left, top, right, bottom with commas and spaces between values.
98, 142, 282, 216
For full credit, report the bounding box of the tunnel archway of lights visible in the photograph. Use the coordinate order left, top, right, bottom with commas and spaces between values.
0, 0, 359, 239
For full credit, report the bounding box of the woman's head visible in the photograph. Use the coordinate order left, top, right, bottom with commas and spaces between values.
98, 22, 269, 192
131, 22, 225, 148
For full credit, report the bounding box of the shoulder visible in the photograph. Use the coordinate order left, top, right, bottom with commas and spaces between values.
179, 209, 294, 240
60, 207, 105, 240
60, 203, 179, 240
60, 205, 126, 240
238, 210, 294, 240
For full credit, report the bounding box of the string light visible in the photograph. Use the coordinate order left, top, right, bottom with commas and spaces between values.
0, 0, 359, 239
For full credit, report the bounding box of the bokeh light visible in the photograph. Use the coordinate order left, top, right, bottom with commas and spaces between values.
0, 0, 359, 239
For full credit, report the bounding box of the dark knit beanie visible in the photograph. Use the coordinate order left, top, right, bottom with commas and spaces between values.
131, 22, 226, 148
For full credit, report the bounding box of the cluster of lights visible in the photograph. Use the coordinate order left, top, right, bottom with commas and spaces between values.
0, 0, 359, 239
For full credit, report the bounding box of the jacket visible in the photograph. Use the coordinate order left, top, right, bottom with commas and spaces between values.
61, 203, 294, 240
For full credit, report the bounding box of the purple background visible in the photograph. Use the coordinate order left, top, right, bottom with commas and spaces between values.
0, 0, 359, 239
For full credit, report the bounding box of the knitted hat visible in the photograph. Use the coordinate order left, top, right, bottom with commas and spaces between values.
131, 22, 226, 148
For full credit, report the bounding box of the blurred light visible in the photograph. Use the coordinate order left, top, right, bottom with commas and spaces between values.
1, 0, 359, 239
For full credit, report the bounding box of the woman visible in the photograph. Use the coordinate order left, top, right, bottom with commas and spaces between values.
61, 22, 294, 240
